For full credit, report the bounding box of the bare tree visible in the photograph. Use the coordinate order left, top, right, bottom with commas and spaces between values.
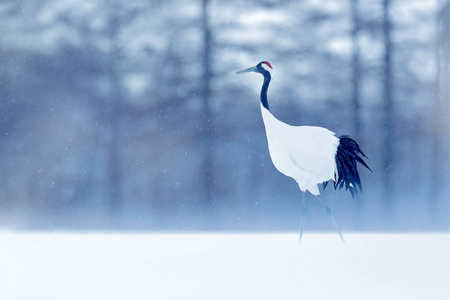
200, 0, 215, 206
105, 2, 124, 215
350, 0, 362, 141
432, 0, 450, 205
382, 0, 394, 207
350, 0, 366, 223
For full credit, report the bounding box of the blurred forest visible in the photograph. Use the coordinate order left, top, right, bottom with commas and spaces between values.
1, 0, 449, 231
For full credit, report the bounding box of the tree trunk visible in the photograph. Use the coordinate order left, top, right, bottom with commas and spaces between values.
350, 0, 361, 141
350, 0, 364, 225
200, 0, 215, 206
432, 0, 450, 208
106, 2, 123, 216
382, 0, 394, 208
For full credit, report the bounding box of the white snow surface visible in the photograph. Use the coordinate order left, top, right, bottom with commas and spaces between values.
0, 232, 449, 300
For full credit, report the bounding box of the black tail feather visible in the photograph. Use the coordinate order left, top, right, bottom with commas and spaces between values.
323, 135, 371, 198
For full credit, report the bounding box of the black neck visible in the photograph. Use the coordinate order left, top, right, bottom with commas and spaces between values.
260, 72, 271, 111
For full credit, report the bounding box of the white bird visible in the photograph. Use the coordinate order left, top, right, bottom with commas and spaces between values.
236, 61, 371, 243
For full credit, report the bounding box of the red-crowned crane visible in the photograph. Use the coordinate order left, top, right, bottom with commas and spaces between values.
236, 61, 371, 243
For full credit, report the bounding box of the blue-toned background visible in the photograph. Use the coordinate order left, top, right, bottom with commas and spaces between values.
1, 0, 448, 231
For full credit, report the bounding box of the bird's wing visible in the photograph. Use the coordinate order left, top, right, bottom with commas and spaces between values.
288, 126, 339, 185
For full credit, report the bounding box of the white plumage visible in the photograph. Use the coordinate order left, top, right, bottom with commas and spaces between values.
261, 105, 339, 195
236, 61, 371, 243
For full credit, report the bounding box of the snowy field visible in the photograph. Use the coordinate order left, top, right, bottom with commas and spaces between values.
0, 233, 449, 300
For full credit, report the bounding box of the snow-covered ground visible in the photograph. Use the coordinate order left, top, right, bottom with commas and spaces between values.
0, 232, 449, 300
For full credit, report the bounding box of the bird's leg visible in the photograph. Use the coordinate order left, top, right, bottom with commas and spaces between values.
318, 196, 346, 244
299, 191, 307, 243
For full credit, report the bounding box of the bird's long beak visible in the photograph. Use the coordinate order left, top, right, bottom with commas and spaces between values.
235, 66, 257, 74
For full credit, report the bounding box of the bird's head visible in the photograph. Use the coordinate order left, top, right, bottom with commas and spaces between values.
236, 61, 273, 78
